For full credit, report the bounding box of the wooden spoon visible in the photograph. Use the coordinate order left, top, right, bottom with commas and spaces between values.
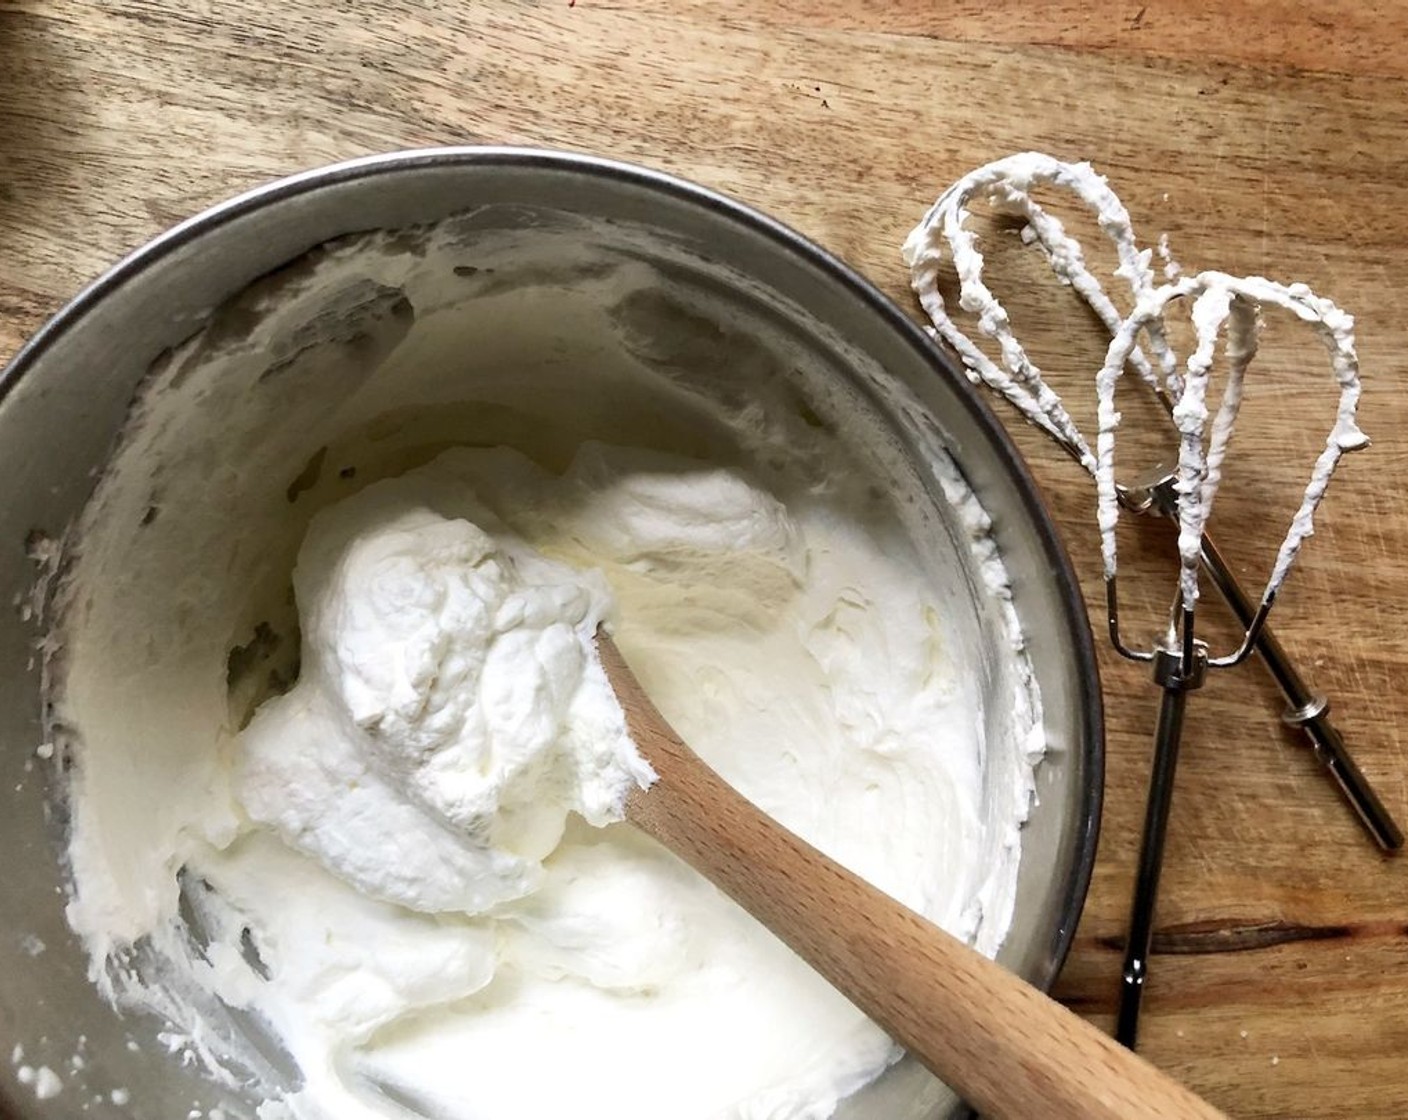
597, 632, 1227, 1120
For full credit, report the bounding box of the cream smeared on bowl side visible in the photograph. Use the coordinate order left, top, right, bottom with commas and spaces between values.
49, 215, 1044, 1120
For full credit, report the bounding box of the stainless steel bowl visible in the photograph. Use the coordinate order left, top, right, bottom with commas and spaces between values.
0, 149, 1102, 1119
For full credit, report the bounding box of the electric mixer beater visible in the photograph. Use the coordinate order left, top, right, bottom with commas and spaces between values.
904, 153, 1399, 1047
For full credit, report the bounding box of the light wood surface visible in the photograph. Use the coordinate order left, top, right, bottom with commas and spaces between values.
1, 4, 1405, 1117
602, 633, 1227, 1120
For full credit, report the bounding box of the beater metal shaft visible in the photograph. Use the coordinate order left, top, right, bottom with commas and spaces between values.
1121, 471, 1402, 853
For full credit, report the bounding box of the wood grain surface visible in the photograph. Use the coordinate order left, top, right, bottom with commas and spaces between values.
1, 2, 1404, 1117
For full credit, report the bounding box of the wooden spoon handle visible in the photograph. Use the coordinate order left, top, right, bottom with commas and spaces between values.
602, 638, 1226, 1120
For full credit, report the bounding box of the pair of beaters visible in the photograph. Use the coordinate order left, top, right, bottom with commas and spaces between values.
904, 152, 1401, 1049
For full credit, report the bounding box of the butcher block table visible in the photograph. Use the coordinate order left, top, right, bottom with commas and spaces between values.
2, 3, 1405, 1117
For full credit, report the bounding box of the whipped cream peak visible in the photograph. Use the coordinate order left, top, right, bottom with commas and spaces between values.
237, 474, 656, 916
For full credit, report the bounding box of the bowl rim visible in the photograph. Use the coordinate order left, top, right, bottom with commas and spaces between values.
0, 145, 1104, 995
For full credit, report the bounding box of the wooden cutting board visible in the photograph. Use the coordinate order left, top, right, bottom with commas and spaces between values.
1, 2, 1404, 1116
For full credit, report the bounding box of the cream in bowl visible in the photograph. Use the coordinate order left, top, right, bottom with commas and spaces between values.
0, 150, 1101, 1120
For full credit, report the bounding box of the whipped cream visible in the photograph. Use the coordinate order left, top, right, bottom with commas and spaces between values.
50, 215, 1044, 1120
238, 476, 654, 916
220, 442, 1006, 1119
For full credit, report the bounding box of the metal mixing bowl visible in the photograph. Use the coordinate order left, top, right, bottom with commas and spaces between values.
0, 149, 1102, 1119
